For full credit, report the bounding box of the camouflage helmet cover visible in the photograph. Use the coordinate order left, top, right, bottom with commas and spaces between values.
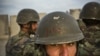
35, 12, 84, 44
17, 9, 39, 24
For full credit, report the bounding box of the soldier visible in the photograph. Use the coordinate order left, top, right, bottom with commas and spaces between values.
6, 9, 39, 56
34, 11, 84, 56
78, 2, 100, 56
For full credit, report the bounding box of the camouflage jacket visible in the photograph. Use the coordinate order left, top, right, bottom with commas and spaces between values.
6, 31, 35, 56
77, 19, 100, 56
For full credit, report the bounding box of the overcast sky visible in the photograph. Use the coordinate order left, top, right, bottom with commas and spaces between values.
0, 0, 99, 15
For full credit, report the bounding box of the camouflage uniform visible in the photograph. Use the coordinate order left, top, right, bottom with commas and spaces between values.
6, 31, 35, 56
78, 24, 100, 56
6, 9, 39, 56
78, 2, 100, 56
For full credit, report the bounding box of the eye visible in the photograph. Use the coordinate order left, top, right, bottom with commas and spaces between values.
50, 44, 59, 47
67, 42, 76, 46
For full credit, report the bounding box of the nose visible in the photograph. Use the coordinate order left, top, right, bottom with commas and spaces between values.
60, 44, 69, 56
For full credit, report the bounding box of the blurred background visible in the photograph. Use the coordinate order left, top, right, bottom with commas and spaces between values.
0, 0, 99, 56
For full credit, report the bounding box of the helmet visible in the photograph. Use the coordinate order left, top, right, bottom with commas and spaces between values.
35, 11, 84, 44
17, 9, 39, 24
80, 2, 100, 20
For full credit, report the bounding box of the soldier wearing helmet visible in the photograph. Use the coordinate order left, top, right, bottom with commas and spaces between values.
6, 8, 39, 56
78, 2, 100, 56
34, 11, 84, 56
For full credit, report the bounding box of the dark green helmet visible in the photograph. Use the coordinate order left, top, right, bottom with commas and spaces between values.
80, 2, 100, 20
17, 9, 39, 24
35, 12, 84, 44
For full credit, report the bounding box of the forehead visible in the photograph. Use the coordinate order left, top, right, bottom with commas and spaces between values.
45, 42, 77, 45
27, 21, 38, 24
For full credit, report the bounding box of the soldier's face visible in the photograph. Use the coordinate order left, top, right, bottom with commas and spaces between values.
45, 42, 77, 56
31, 22, 38, 31
28, 21, 38, 33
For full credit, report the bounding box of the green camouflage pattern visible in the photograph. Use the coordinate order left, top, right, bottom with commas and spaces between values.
77, 19, 100, 56
17, 9, 39, 24
6, 31, 36, 56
